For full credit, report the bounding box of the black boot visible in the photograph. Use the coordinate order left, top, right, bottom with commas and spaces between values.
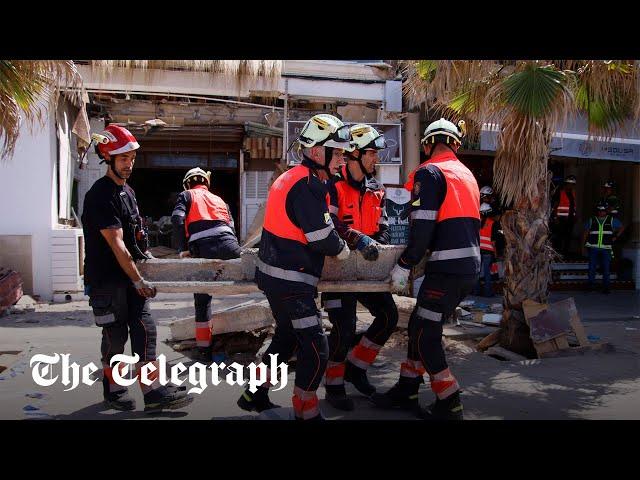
104, 389, 136, 411
370, 377, 422, 412
344, 361, 375, 397
196, 346, 212, 362
325, 384, 354, 411
237, 387, 280, 413
144, 386, 193, 414
103, 375, 136, 411
419, 391, 464, 420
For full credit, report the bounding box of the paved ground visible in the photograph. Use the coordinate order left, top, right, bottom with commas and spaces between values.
1, 291, 638, 420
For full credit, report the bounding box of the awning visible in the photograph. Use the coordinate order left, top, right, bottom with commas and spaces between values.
480, 125, 640, 163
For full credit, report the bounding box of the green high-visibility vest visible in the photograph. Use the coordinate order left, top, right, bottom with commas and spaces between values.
585, 216, 613, 249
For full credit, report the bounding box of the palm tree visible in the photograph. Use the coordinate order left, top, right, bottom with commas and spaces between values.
0, 60, 84, 161
402, 60, 639, 356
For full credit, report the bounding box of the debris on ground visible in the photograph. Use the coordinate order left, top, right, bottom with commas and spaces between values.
485, 345, 528, 362
0, 268, 23, 316
523, 297, 611, 358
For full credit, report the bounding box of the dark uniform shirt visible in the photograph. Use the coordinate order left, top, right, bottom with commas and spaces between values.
81, 176, 143, 287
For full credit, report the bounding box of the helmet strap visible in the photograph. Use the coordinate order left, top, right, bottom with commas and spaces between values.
101, 156, 126, 180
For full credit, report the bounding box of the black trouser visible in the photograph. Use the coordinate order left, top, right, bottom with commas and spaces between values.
189, 234, 241, 348
403, 272, 476, 399
261, 284, 328, 392
552, 217, 575, 258
321, 292, 398, 383
88, 283, 155, 396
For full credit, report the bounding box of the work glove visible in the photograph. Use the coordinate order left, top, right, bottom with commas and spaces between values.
356, 235, 379, 261
179, 250, 191, 259
336, 240, 350, 261
134, 278, 157, 298
390, 263, 411, 293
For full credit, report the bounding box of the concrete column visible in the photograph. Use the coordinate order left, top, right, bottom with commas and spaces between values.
402, 112, 421, 182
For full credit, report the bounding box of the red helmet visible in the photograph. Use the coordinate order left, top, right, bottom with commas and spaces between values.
95, 124, 140, 158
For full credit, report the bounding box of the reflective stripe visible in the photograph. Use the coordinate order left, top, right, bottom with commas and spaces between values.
256, 258, 319, 286
557, 212, 569, 216
305, 225, 333, 242
325, 361, 345, 385
188, 225, 235, 243
109, 141, 140, 155
95, 313, 115, 326
428, 246, 480, 262
291, 315, 320, 330
411, 209, 438, 221
586, 244, 612, 250
348, 338, 381, 369
400, 359, 426, 378
324, 299, 342, 309
329, 205, 339, 215
417, 307, 443, 322
589, 231, 600, 234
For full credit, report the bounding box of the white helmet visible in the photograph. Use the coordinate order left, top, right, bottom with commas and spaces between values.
298, 114, 352, 150
421, 118, 466, 145
480, 186, 494, 196
349, 124, 387, 151
480, 202, 493, 216
183, 167, 211, 190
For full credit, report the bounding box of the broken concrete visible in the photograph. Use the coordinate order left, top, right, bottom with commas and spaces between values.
168, 301, 275, 341
138, 246, 404, 284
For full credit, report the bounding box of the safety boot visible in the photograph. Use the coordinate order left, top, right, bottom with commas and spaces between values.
237, 387, 280, 413
144, 386, 193, 414
104, 390, 136, 411
344, 361, 375, 397
324, 384, 354, 411
419, 391, 464, 420
370, 377, 422, 413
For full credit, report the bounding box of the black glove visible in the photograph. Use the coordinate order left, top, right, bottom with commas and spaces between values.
356, 236, 379, 261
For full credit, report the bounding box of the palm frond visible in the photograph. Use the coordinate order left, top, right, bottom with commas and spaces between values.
0, 60, 84, 161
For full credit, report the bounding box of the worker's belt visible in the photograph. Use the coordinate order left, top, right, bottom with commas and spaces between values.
256, 257, 319, 287
188, 225, 235, 243
427, 246, 480, 262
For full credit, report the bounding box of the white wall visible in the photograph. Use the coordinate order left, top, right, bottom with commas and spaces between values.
0, 112, 57, 300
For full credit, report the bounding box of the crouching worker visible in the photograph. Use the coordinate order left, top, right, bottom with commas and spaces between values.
172, 168, 242, 360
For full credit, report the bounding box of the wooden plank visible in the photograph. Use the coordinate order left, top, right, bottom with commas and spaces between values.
566, 298, 589, 347
522, 299, 547, 327
477, 330, 501, 351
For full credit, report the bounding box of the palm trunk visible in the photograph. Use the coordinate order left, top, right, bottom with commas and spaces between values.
498, 172, 555, 358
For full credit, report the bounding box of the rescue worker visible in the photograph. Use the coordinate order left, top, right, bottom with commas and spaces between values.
371, 118, 480, 420
82, 125, 192, 413
600, 180, 622, 217
473, 203, 503, 297
551, 175, 578, 258
480, 185, 502, 220
582, 202, 623, 294
321, 124, 399, 411
236, 114, 351, 421
171, 167, 241, 359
